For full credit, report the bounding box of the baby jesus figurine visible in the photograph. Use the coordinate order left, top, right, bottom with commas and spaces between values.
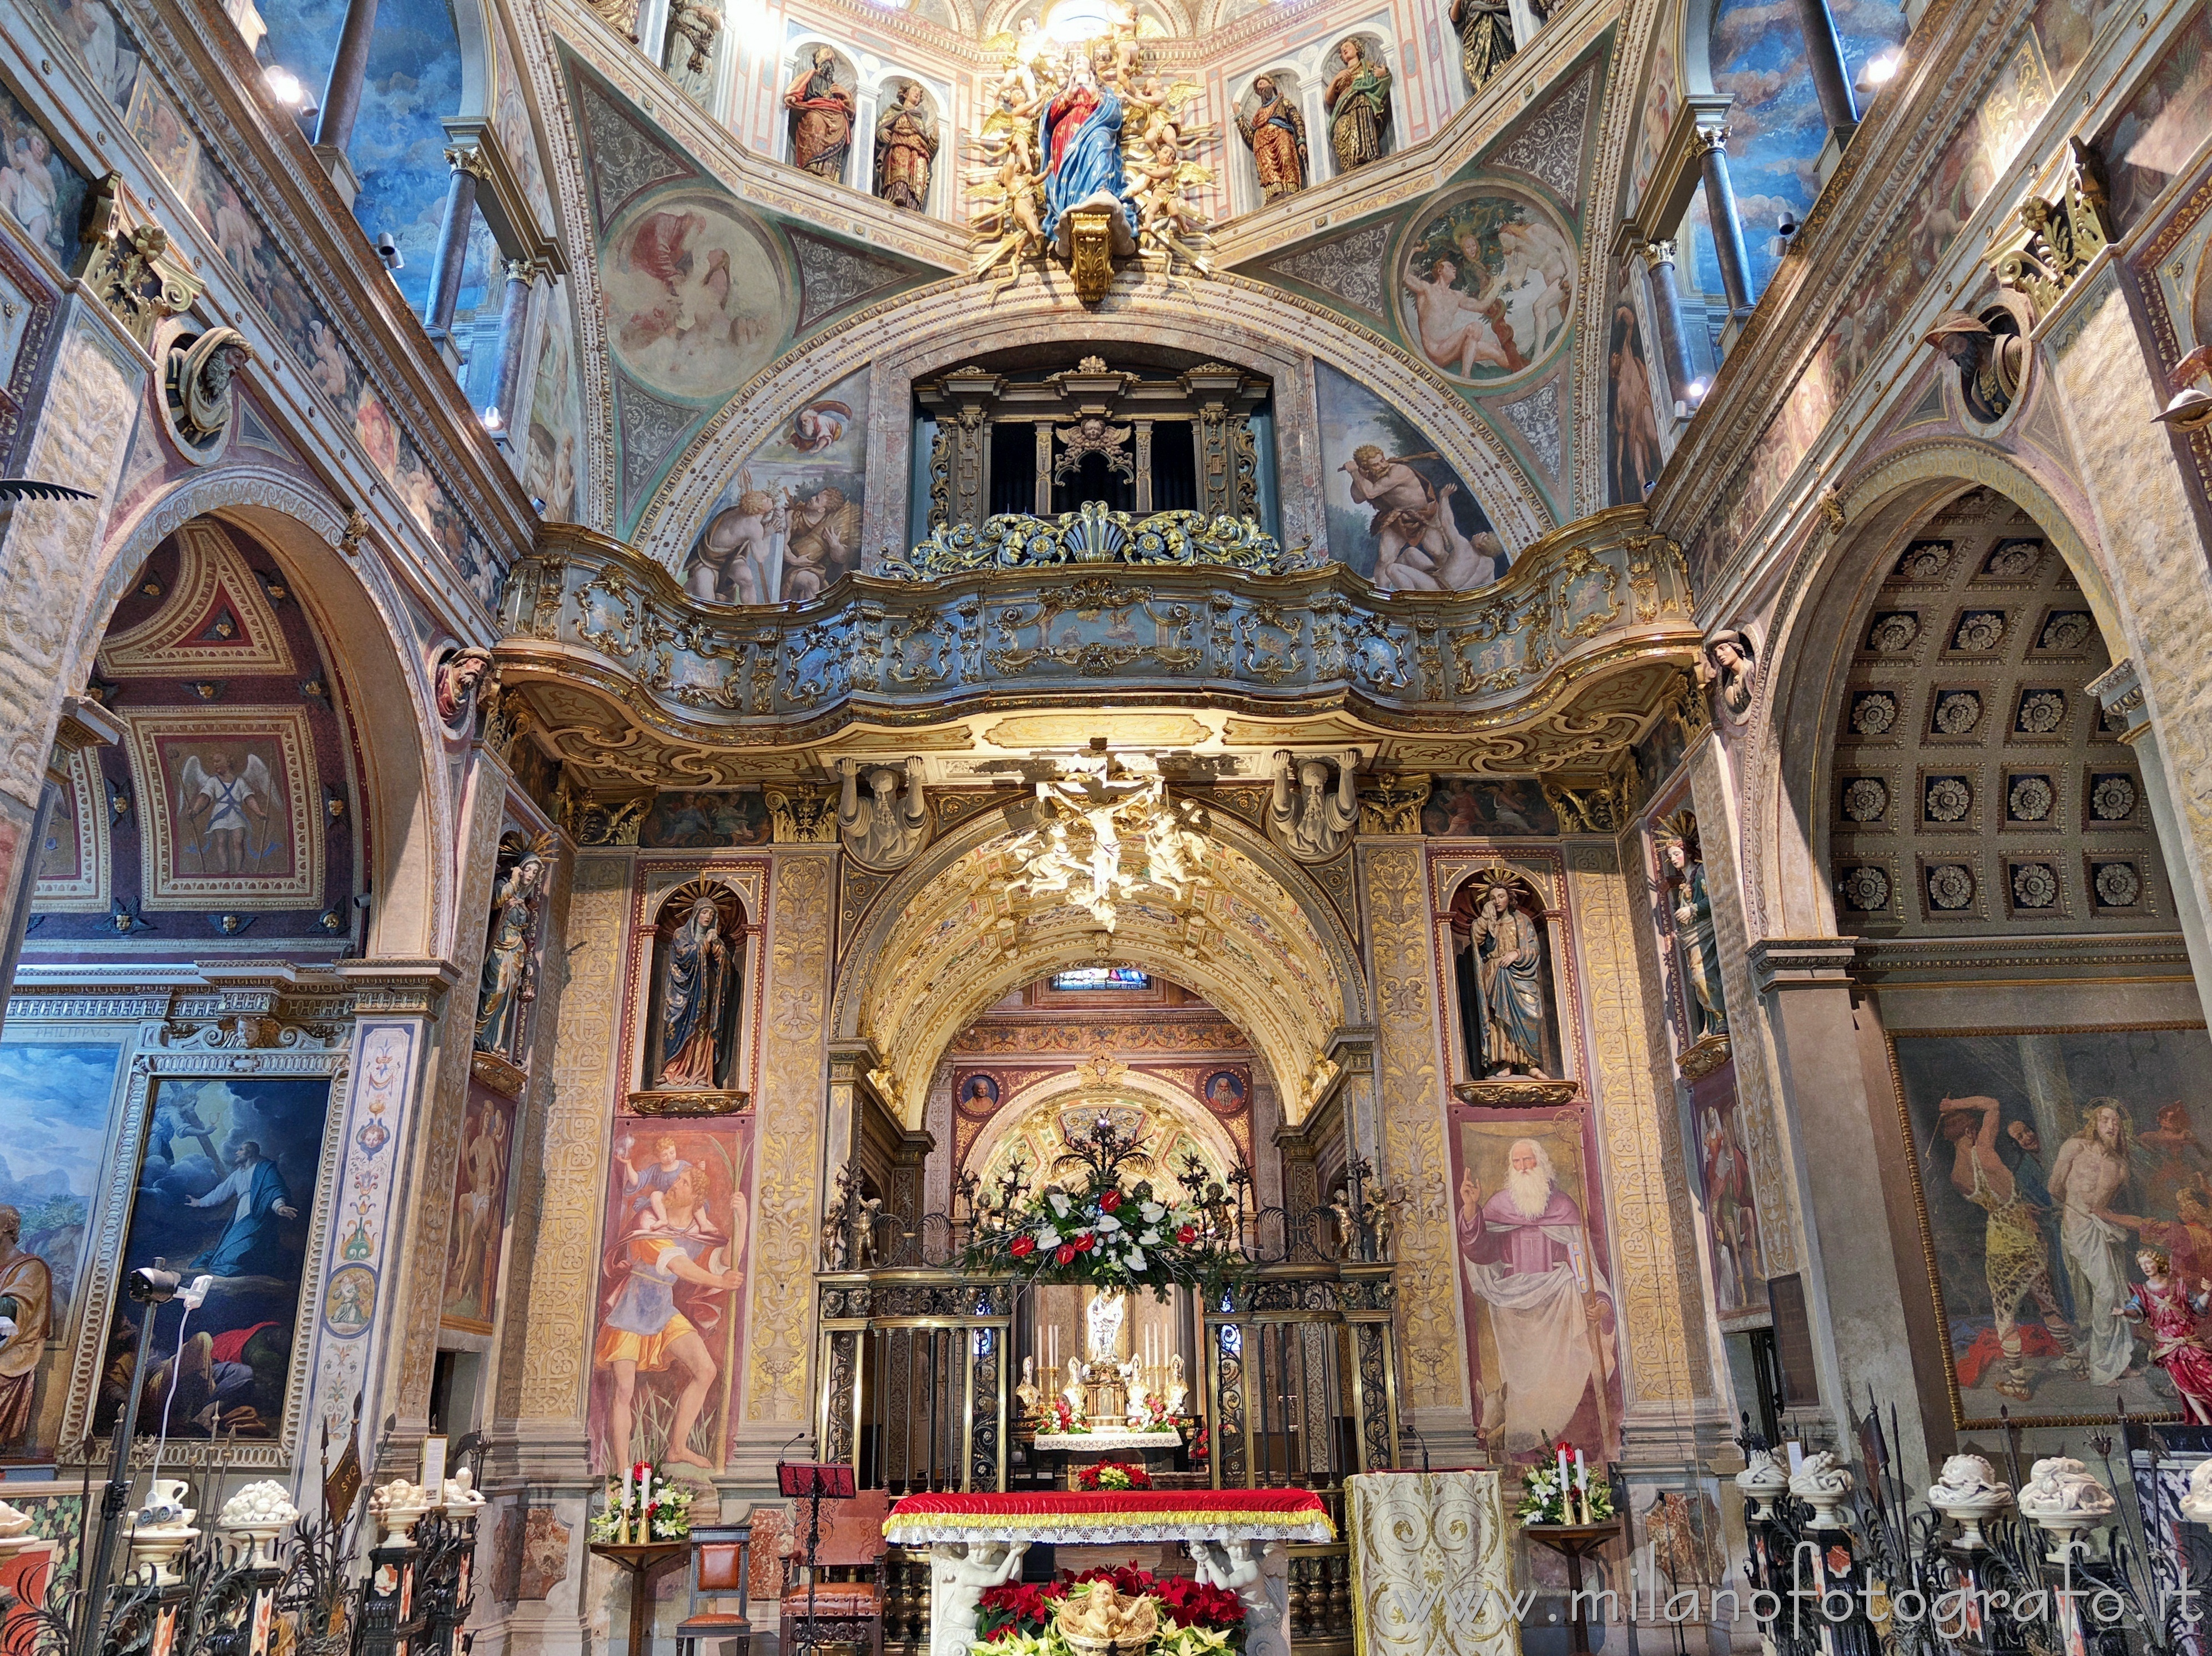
2120, 1247, 2212, 1423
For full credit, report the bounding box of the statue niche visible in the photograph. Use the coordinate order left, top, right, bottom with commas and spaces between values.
474, 830, 555, 1072
639, 882, 747, 1103
1449, 870, 1563, 1081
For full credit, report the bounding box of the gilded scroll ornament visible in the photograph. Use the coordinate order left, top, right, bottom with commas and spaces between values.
885, 505, 1295, 581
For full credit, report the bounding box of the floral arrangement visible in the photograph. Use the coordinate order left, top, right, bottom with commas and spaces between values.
1050, 1398, 1090, 1436
977, 1567, 1244, 1656
1075, 1462, 1153, 1491
1513, 1441, 1613, 1527
1188, 1425, 1210, 1467
588, 1462, 694, 1543
961, 1119, 1242, 1299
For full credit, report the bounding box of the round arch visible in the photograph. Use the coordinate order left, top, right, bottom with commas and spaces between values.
1740, 439, 2119, 940
832, 799, 1368, 1128
79, 466, 454, 960
963, 1066, 1246, 1192
631, 271, 1558, 567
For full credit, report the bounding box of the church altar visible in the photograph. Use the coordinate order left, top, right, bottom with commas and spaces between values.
885, 1490, 1334, 1656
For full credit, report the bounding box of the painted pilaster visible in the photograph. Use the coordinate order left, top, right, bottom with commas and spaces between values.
1354, 839, 1468, 1441
735, 849, 835, 1474
302, 960, 458, 1483
0, 696, 121, 1024
1562, 841, 1720, 1460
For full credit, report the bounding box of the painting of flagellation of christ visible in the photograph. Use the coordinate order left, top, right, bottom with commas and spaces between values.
1893, 1025, 2212, 1426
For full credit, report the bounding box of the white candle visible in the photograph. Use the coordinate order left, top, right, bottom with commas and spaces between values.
1556, 1446, 1569, 1517
1575, 1449, 1586, 1493
621, 1463, 634, 1509
639, 1466, 651, 1511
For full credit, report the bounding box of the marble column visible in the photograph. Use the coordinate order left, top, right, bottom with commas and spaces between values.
426, 147, 489, 338
490, 258, 540, 428
1696, 125, 1756, 320
1636, 239, 1697, 406
311, 0, 378, 202
1793, 0, 1860, 144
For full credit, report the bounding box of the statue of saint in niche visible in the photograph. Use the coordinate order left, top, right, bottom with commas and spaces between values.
1323, 38, 1392, 174
784, 45, 855, 181
475, 832, 552, 1061
1453, 876, 1555, 1078
1450, 0, 1516, 91
874, 80, 939, 210
1656, 812, 1727, 1040
1236, 75, 1308, 203
649, 888, 743, 1091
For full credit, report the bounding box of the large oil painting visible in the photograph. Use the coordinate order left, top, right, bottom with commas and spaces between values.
1394, 186, 1575, 384
682, 368, 869, 604
0, 78, 88, 268
0, 1043, 121, 1460
1420, 777, 1558, 836
586, 1118, 753, 1479
1893, 1025, 2212, 1426
2099, 4, 2212, 232
1450, 1105, 1620, 1461
440, 1083, 517, 1335
1606, 270, 1661, 506
95, 1075, 333, 1439
1314, 362, 1505, 593
1689, 1066, 1767, 1320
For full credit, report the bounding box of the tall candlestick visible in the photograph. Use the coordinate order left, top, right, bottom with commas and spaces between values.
1556, 1447, 1569, 1521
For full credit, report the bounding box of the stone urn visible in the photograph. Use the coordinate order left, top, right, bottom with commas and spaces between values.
1927, 1454, 2012, 1549
1788, 1451, 1856, 1530
1734, 1448, 1791, 1521
370, 1479, 432, 1549
218, 1480, 301, 1568
2016, 1457, 2115, 1559
123, 1479, 199, 1586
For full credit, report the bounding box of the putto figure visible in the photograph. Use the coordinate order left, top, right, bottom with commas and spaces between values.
784, 44, 855, 181
1236, 75, 1308, 202
1323, 38, 1392, 173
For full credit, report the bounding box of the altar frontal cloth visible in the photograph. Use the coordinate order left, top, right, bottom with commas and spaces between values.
1347, 1471, 1522, 1656
884, 1489, 1337, 1545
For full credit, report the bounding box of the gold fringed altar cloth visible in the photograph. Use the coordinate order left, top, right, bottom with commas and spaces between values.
1347, 1471, 1523, 1656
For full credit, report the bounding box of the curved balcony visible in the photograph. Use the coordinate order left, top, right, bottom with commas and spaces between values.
496, 504, 1701, 779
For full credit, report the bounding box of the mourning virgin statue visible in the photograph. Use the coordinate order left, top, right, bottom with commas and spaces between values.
649, 887, 744, 1091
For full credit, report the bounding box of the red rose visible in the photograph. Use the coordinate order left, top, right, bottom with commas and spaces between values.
1100, 1190, 1123, 1211
1177, 1225, 1197, 1245
1056, 1243, 1077, 1265
1075, 1233, 1096, 1252
1011, 1235, 1036, 1259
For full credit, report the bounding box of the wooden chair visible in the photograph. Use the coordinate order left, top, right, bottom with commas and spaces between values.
776, 1488, 892, 1656
677, 1524, 754, 1656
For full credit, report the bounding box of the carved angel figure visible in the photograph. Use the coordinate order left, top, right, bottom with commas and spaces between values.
179, 748, 279, 877
968, 89, 1049, 282
1127, 134, 1215, 273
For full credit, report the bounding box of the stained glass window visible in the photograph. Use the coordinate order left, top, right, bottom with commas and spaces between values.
1049, 967, 1152, 990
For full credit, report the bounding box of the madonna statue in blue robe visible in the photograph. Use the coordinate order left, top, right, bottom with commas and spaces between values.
1040, 65, 1134, 239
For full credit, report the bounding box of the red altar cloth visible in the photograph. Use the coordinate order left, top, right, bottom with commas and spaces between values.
884, 1489, 1335, 1545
